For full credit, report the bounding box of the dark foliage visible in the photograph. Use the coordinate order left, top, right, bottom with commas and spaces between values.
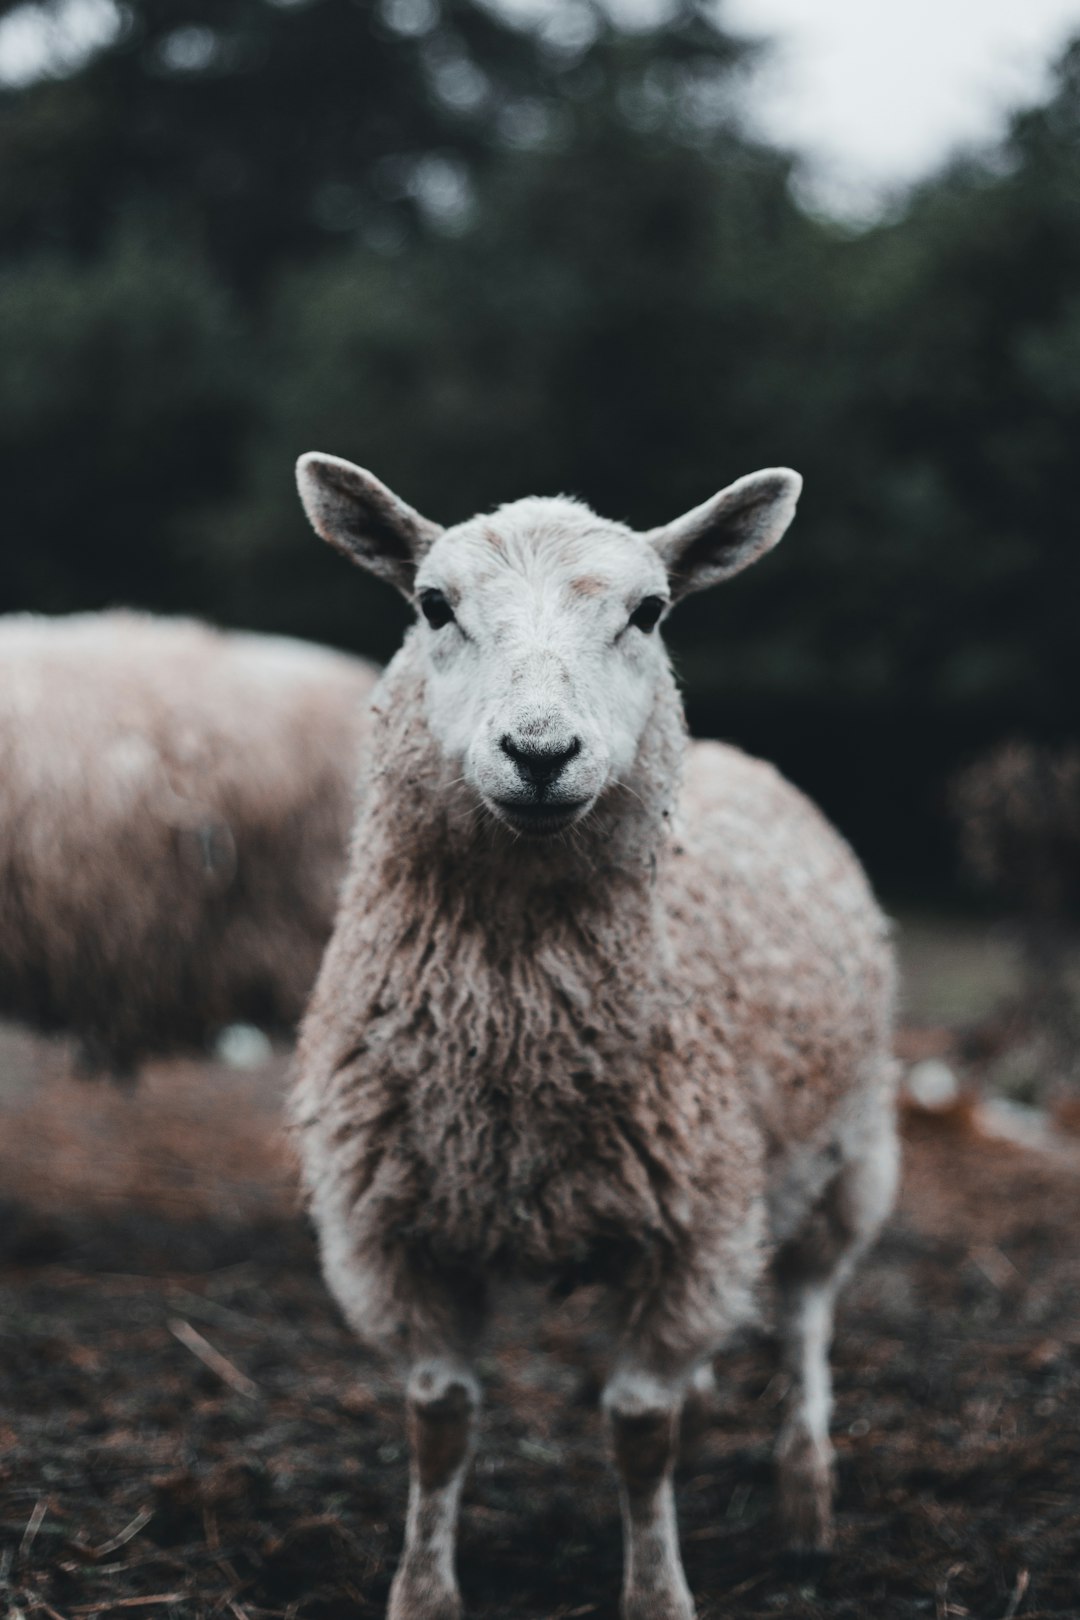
2, 2, 1078, 893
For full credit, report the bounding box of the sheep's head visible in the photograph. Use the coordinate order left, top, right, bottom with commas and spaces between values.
297, 454, 801, 838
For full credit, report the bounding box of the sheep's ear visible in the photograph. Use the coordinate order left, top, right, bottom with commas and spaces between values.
296, 452, 443, 595
645, 468, 802, 600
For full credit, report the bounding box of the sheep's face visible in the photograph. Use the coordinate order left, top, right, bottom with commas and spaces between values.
412, 503, 671, 834
296, 456, 802, 838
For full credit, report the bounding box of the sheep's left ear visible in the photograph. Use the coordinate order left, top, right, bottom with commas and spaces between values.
296, 452, 443, 596
645, 468, 802, 600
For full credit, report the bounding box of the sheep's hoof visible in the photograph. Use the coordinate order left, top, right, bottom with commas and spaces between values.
621, 1586, 696, 1620
774, 1431, 835, 1552
387, 1567, 462, 1620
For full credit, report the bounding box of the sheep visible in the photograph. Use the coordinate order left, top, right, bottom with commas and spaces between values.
950, 739, 1080, 1095
292, 453, 899, 1620
0, 611, 378, 1075
951, 739, 1080, 923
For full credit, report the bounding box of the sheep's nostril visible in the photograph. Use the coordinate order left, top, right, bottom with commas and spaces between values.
500, 735, 581, 788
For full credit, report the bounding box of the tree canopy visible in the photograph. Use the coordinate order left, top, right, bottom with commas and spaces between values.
1, 0, 1076, 894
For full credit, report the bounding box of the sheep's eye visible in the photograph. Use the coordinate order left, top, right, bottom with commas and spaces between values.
629, 595, 666, 633
419, 588, 455, 629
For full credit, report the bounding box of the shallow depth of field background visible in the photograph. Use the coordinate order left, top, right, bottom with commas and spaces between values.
3, 4, 1080, 1618
3, 0, 1080, 900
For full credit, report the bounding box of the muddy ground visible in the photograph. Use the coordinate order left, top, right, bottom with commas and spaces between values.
0, 1023, 1079, 1620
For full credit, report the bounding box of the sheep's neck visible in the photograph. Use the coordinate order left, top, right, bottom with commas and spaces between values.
346, 652, 686, 1037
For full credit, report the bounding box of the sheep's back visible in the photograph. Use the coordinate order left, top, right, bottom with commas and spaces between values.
0, 611, 378, 1064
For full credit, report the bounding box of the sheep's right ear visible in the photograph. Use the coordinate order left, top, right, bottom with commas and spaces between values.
296, 452, 443, 596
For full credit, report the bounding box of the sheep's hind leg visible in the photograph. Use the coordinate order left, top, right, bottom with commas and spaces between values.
387, 1352, 480, 1620
772, 1114, 898, 1552
772, 1273, 838, 1552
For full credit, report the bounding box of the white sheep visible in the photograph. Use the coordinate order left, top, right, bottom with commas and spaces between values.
0, 611, 377, 1073
292, 454, 898, 1620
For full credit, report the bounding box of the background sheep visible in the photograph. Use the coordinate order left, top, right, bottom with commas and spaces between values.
950, 740, 1080, 1098
951, 740, 1080, 922
0, 611, 377, 1075
292, 453, 898, 1620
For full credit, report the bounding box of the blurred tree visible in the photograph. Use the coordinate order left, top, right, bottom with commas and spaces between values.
0, 0, 561, 287
2, 2, 1080, 893
0, 227, 247, 612
180, 2, 796, 658
847, 44, 1080, 738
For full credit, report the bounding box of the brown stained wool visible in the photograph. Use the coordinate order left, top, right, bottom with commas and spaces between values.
569, 574, 609, 598
0, 611, 378, 1071
294, 637, 896, 1363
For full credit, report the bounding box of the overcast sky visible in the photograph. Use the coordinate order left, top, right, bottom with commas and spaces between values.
723, 0, 1080, 213
3, 0, 1080, 215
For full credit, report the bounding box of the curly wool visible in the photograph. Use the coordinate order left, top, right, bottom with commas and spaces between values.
0, 611, 378, 1069
295, 633, 895, 1359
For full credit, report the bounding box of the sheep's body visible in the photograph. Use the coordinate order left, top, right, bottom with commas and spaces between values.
298, 657, 894, 1349
0, 611, 377, 1071
291, 459, 898, 1620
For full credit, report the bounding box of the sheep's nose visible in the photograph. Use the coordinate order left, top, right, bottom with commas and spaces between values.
500, 734, 581, 788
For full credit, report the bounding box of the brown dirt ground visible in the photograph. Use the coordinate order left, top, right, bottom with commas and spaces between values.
0, 1024, 1079, 1620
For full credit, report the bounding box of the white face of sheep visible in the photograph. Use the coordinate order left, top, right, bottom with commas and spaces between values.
296, 455, 802, 838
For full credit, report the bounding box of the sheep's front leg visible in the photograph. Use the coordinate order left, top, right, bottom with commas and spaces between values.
603, 1365, 695, 1620
387, 1355, 480, 1620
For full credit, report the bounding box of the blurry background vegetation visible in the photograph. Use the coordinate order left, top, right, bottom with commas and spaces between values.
2, 0, 1078, 899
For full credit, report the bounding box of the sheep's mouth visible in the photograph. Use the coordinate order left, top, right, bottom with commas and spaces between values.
490, 797, 591, 837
